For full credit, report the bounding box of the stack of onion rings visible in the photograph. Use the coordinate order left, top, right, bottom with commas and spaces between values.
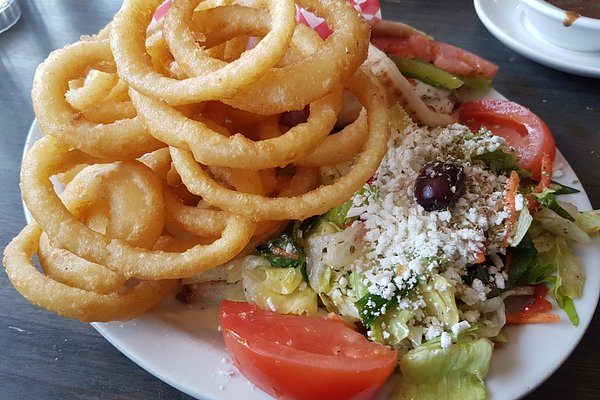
3, 0, 392, 322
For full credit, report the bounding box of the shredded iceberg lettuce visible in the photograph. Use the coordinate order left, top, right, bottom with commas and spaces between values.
538, 237, 585, 326
575, 209, 600, 234
242, 262, 317, 316
420, 275, 459, 328
370, 307, 414, 346
534, 208, 590, 244
304, 223, 363, 293
395, 338, 493, 400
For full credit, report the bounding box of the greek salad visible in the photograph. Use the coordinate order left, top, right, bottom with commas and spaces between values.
191, 98, 600, 400
177, 21, 598, 399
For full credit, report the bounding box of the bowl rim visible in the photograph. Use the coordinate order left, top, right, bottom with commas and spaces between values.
521, 0, 600, 28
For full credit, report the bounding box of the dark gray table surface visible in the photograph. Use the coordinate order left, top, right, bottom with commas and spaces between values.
1, 0, 598, 399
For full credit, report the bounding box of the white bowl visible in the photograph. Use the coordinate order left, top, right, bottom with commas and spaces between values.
520, 0, 600, 52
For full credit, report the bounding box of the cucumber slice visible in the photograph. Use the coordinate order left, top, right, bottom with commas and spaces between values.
460, 75, 494, 90
391, 57, 464, 90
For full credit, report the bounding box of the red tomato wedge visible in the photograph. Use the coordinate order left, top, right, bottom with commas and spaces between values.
220, 301, 397, 400
371, 35, 499, 78
459, 99, 556, 181
506, 285, 560, 324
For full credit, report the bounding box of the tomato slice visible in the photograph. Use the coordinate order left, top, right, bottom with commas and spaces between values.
506, 285, 560, 324
220, 301, 397, 400
459, 99, 556, 181
371, 35, 498, 79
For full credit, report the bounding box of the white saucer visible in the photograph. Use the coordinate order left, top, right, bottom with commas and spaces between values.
474, 0, 600, 78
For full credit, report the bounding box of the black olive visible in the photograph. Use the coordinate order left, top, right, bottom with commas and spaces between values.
414, 161, 466, 211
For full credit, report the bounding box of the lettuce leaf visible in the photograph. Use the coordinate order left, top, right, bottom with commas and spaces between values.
509, 205, 533, 247
518, 262, 556, 286
370, 307, 414, 346
317, 266, 361, 320
242, 265, 317, 315
419, 275, 459, 328
575, 210, 600, 235
549, 181, 580, 195
471, 149, 530, 178
465, 288, 532, 339
505, 230, 584, 326
304, 224, 363, 293
256, 233, 307, 269
533, 208, 590, 244
394, 338, 493, 400
537, 237, 585, 326
321, 199, 353, 229
464, 264, 502, 299
356, 293, 397, 327
356, 275, 417, 327
506, 235, 538, 286
534, 188, 575, 221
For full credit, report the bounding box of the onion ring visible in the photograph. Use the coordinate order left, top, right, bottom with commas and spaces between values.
65, 69, 119, 111
170, 68, 389, 221
81, 101, 137, 124
145, 30, 175, 76
296, 109, 368, 167
188, 5, 271, 49
145, 149, 276, 238
220, 0, 371, 114
37, 160, 165, 295
21, 136, 256, 280
31, 39, 163, 159
38, 232, 128, 294
170, 1, 370, 114
3, 224, 176, 322
55, 162, 166, 249
110, 0, 296, 104
129, 85, 342, 169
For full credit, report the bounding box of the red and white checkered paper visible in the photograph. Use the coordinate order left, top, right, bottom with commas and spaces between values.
151, 0, 381, 39
297, 0, 381, 39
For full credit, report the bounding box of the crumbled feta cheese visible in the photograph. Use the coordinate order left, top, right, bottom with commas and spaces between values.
494, 273, 506, 290
424, 317, 444, 341
349, 120, 508, 305
343, 117, 517, 347
472, 279, 491, 302
440, 331, 452, 349
451, 321, 471, 336
514, 194, 525, 211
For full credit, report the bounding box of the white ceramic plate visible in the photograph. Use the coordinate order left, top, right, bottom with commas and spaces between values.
473, 0, 600, 78
23, 91, 600, 399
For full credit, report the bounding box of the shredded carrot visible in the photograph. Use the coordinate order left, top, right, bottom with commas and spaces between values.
534, 153, 553, 193
527, 153, 553, 213
474, 250, 486, 264
506, 312, 560, 324
503, 170, 520, 247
